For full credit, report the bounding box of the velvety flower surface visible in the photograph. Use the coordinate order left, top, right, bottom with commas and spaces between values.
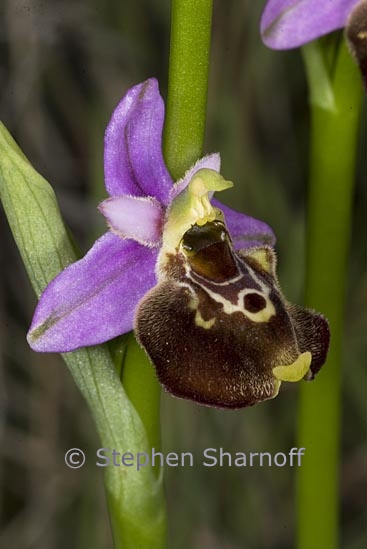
27, 79, 274, 353
135, 168, 330, 408
346, 1, 367, 86
261, 0, 360, 49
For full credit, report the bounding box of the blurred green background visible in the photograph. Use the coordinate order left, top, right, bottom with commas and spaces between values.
0, 1, 366, 548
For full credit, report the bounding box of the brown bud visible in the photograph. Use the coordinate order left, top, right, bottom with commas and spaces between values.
346, 0, 367, 88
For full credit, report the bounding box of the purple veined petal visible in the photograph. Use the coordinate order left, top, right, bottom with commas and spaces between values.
170, 153, 221, 200
99, 195, 164, 247
261, 0, 359, 50
212, 199, 276, 249
104, 78, 173, 205
27, 232, 158, 352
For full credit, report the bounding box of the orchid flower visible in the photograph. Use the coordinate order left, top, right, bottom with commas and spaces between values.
27, 78, 329, 408
261, 0, 367, 83
261, 0, 359, 49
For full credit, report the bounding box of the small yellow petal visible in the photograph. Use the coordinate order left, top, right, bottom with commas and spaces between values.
246, 247, 275, 274
272, 379, 282, 398
272, 352, 312, 382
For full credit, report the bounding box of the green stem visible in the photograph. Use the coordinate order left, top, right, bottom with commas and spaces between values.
122, 333, 162, 456
297, 39, 363, 549
122, 0, 214, 545
163, 0, 213, 179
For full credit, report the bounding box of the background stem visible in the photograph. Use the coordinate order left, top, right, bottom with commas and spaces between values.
163, 0, 213, 179
297, 39, 363, 549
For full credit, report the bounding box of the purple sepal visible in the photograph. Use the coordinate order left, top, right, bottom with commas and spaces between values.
27, 233, 158, 352
104, 78, 173, 205
212, 199, 276, 249
261, 0, 358, 50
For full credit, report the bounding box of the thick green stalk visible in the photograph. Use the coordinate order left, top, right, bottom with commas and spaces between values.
122, 333, 162, 456
122, 0, 214, 544
163, 0, 213, 179
297, 40, 363, 549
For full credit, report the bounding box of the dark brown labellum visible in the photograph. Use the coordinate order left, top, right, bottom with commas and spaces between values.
134, 221, 330, 409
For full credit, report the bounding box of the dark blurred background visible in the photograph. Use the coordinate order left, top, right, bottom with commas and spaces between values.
0, 1, 366, 548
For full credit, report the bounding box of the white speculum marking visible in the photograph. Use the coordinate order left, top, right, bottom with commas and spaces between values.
184, 257, 276, 325
185, 284, 217, 329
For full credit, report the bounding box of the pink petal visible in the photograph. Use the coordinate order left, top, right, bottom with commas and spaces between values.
99, 195, 164, 247
27, 233, 158, 352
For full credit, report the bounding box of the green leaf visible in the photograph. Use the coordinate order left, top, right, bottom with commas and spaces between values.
0, 122, 166, 548
63, 346, 166, 548
0, 122, 77, 296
